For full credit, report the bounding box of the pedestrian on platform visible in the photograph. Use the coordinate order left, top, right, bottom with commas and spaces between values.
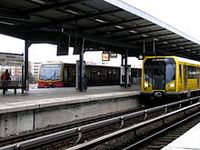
1, 69, 11, 91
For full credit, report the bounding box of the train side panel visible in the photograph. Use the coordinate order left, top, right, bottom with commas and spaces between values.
39, 62, 141, 88
63, 64, 121, 87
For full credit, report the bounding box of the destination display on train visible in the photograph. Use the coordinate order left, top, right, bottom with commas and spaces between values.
0, 52, 23, 66
151, 58, 171, 62
152, 58, 166, 61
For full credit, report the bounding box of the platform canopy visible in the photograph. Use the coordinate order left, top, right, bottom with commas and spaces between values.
0, 0, 200, 60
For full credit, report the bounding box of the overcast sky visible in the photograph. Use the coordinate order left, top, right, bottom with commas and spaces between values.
0, 0, 200, 65
123, 0, 200, 40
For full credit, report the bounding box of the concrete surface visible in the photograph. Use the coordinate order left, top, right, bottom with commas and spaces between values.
0, 85, 141, 137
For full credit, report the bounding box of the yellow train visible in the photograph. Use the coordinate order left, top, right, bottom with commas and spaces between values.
141, 56, 200, 99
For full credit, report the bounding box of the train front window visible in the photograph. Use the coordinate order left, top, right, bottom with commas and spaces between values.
144, 58, 175, 90
39, 64, 62, 80
166, 61, 175, 83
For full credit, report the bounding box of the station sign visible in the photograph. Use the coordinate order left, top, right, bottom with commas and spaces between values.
102, 53, 110, 61
0, 52, 24, 66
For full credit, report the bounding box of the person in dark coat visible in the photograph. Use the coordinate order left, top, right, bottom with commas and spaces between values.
1, 69, 11, 91
1, 69, 11, 81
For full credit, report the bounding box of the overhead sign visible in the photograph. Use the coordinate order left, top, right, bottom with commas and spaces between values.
103, 51, 117, 58
0, 52, 24, 66
102, 53, 110, 61
109, 52, 117, 58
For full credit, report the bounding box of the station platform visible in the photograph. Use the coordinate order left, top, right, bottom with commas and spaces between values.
0, 85, 140, 137
162, 122, 200, 150
0, 85, 140, 104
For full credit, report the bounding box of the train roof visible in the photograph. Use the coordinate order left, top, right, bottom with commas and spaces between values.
40, 61, 142, 69
144, 56, 200, 65
174, 56, 200, 65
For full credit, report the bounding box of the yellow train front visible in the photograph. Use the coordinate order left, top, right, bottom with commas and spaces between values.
141, 56, 200, 100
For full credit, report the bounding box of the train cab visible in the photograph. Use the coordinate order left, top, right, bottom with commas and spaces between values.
37, 62, 64, 88
141, 56, 200, 100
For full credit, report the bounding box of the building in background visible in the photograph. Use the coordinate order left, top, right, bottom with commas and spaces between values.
29, 61, 42, 82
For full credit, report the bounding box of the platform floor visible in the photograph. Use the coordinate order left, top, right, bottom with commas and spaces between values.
0, 85, 140, 105
162, 122, 200, 150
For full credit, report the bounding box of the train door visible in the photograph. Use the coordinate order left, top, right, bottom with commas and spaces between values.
152, 64, 165, 90
198, 67, 200, 89
178, 64, 183, 91
63, 65, 68, 86
183, 65, 187, 91
67, 65, 76, 87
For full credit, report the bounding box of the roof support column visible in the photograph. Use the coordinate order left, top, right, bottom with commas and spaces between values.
121, 53, 125, 66
124, 49, 128, 88
24, 40, 31, 91
79, 39, 85, 92
153, 39, 156, 54
120, 51, 128, 88
143, 40, 146, 53
78, 38, 86, 92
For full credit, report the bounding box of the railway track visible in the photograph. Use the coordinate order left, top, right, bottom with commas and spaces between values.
0, 96, 199, 150
140, 115, 200, 150
124, 106, 200, 150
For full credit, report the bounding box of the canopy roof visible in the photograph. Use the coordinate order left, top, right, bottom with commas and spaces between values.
0, 0, 200, 60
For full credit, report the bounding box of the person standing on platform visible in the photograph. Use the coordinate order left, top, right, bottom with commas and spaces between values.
1, 69, 11, 91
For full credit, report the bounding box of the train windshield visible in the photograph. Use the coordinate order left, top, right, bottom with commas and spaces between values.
144, 58, 175, 90
39, 64, 62, 80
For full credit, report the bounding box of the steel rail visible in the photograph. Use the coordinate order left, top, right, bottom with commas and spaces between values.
0, 96, 199, 150
123, 111, 200, 150
66, 102, 200, 150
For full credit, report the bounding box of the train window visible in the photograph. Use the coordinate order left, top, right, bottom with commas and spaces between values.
166, 62, 175, 83
39, 64, 62, 80
144, 64, 153, 84
90, 70, 97, 79
107, 70, 112, 79
197, 67, 200, 78
183, 65, 188, 79
67, 66, 75, 81
188, 66, 196, 79
144, 58, 175, 85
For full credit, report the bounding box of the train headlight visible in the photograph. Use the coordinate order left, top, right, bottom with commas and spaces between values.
169, 83, 175, 88
144, 82, 148, 88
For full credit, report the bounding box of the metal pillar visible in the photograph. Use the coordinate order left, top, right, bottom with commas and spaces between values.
153, 39, 156, 54
121, 53, 124, 66
143, 40, 146, 54
24, 40, 31, 90
79, 38, 85, 92
124, 50, 128, 88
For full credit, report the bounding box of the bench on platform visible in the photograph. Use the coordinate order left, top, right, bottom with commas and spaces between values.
0, 81, 24, 95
